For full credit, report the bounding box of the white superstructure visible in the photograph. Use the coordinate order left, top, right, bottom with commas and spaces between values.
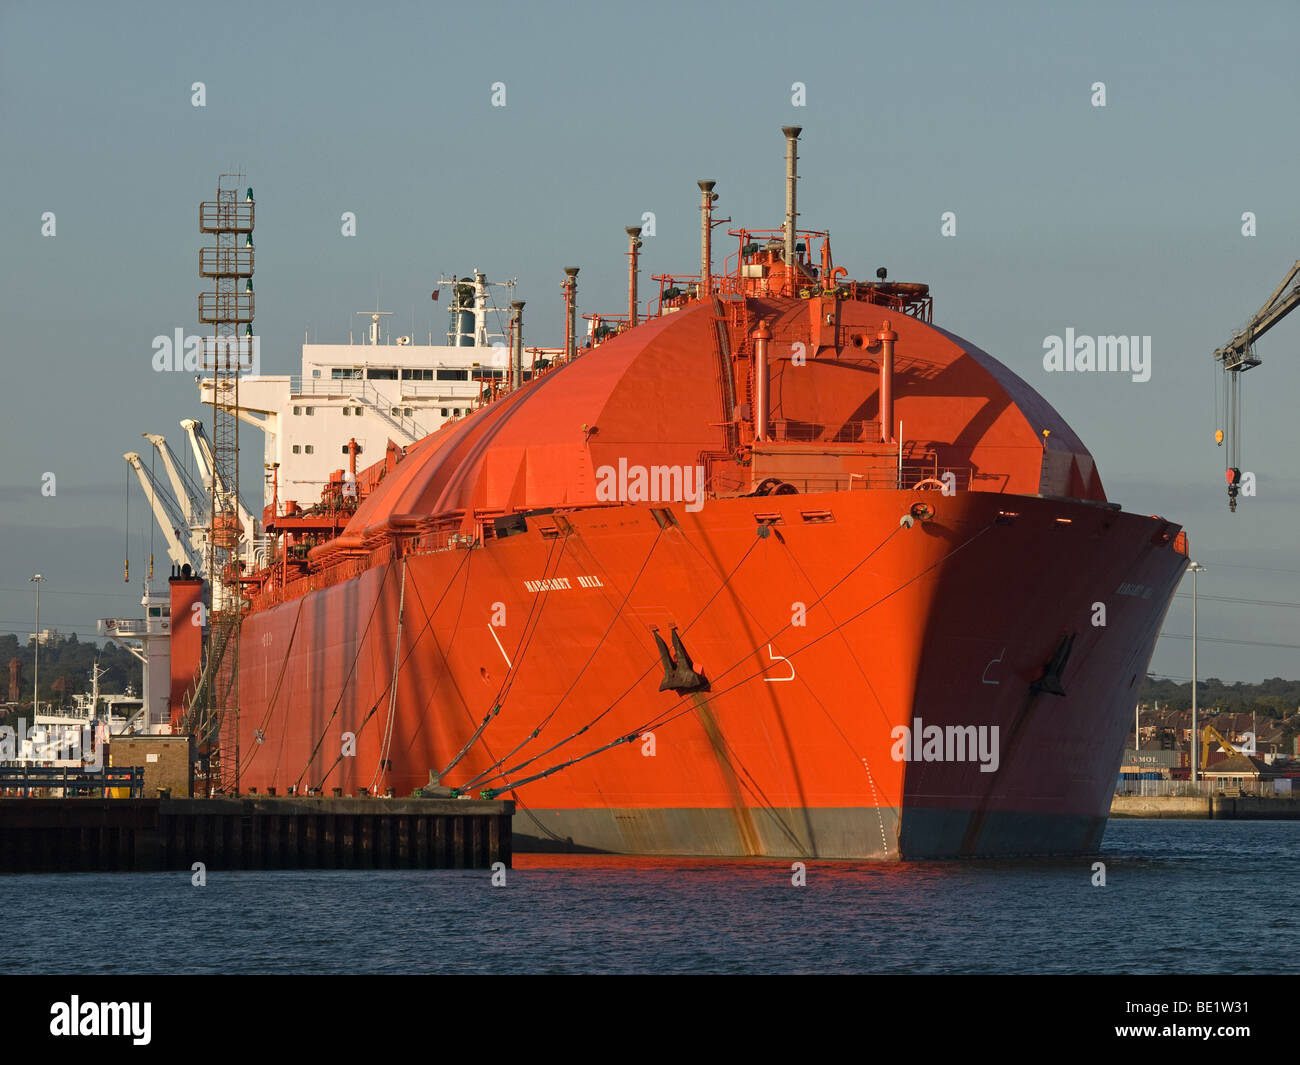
97, 583, 172, 733
4, 665, 145, 767
203, 271, 531, 510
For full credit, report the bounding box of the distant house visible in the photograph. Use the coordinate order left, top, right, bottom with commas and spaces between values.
1253, 725, 1288, 757
1199, 753, 1277, 788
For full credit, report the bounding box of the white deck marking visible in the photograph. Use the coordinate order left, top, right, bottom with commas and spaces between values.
488, 625, 513, 669
982, 647, 1005, 685
762, 643, 795, 683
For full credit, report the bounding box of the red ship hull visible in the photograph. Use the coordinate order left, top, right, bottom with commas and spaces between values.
217, 162, 1189, 859
234, 489, 1185, 858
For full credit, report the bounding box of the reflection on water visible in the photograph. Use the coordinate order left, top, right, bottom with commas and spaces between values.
0, 821, 1294, 974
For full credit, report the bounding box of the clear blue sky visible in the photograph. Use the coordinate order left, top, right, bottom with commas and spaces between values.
2, 0, 1298, 684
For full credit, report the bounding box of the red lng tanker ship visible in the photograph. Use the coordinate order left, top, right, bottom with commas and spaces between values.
222, 128, 1187, 858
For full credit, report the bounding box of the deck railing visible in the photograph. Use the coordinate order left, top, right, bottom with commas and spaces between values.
0, 765, 145, 798
1115, 778, 1294, 798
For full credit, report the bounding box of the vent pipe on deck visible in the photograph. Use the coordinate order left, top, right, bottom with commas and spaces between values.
878, 320, 897, 443
625, 226, 642, 326
563, 267, 579, 362
510, 300, 525, 390
698, 180, 716, 296
473, 270, 489, 347
782, 126, 801, 279
752, 319, 771, 442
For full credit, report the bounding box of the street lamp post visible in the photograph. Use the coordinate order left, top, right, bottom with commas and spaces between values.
1189, 562, 1205, 784
30, 574, 46, 716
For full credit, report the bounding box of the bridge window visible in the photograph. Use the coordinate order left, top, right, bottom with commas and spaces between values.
368, 368, 399, 380
436, 369, 468, 381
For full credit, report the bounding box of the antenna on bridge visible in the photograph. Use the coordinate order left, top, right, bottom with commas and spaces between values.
355, 310, 393, 345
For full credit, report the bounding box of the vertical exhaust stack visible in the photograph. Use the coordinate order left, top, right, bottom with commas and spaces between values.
625, 225, 642, 327
473, 270, 489, 347
752, 320, 771, 442
782, 126, 801, 281
878, 320, 897, 443
563, 267, 579, 362
168, 565, 204, 734
698, 180, 716, 296
510, 300, 525, 390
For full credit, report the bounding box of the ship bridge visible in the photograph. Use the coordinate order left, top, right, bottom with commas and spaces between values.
199, 271, 530, 512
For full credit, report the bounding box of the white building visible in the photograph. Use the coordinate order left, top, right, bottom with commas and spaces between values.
203, 272, 544, 510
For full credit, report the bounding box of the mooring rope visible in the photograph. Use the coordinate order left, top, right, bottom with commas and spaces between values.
488, 520, 995, 801
368, 557, 407, 794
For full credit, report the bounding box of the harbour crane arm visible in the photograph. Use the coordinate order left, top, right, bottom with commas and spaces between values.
123, 451, 202, 573
180, 418, 216, 494
1213, 260, 1300, 511
142, 432, 207, 526
180, 417, 254, 534
1214, 259, 1300, 371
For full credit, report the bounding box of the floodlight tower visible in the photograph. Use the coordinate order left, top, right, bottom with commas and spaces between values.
195, 174, 254, 794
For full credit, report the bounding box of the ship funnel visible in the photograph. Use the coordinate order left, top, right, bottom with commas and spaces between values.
782, 126, 801, 278
698, 180, 717, 296
563, 267, 579, 362
625, 226, 643, 326
510, 301, 525, 390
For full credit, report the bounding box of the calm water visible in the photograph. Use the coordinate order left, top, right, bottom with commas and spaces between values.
2, 820, 1295, 974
